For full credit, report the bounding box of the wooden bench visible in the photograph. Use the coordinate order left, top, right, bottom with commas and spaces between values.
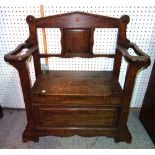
4, 11, 150, 143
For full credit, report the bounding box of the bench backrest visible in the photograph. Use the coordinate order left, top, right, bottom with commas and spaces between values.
26, 11, 130, 59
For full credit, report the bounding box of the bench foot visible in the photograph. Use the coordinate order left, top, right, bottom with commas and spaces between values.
114, 126, 132, 143
22, 124, 39, 143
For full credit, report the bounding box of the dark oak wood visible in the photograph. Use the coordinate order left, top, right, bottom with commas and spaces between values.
36, 11, 120, 28
32, 71, 122, 97
139, 60, 155, 144
39, 53, 115, 58
4, 11, 150, 143
34, 107, 119, 128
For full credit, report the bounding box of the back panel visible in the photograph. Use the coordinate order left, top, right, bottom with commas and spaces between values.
61, 28, 94, 57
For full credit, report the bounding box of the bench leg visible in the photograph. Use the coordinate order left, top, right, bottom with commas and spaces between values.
22, 123, 39, 143
114, 125, 132, 143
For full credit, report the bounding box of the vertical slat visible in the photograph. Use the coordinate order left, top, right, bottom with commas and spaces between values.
113, 49, 122, 79
117, 15, 130, 47
26, 16, 41, 78
113, 15, 130, 79
90, 28, 95, 53
40, 5, 48, 64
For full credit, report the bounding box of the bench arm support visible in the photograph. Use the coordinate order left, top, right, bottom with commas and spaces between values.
114, 43, 151, 133
116, 43, 150, 67
4, 42, 38, 63
4, 40, 39, 126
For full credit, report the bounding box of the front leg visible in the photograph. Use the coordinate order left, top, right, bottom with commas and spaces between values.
22, 123, 39, 142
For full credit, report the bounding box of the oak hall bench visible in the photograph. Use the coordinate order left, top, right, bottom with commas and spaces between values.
4, 11, 150, 143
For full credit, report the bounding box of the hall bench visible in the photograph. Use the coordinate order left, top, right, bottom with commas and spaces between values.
4, 11, 150, 143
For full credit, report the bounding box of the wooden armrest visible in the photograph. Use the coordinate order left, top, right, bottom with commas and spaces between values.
116, 43, 150, 67
4, 43, 38, 62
